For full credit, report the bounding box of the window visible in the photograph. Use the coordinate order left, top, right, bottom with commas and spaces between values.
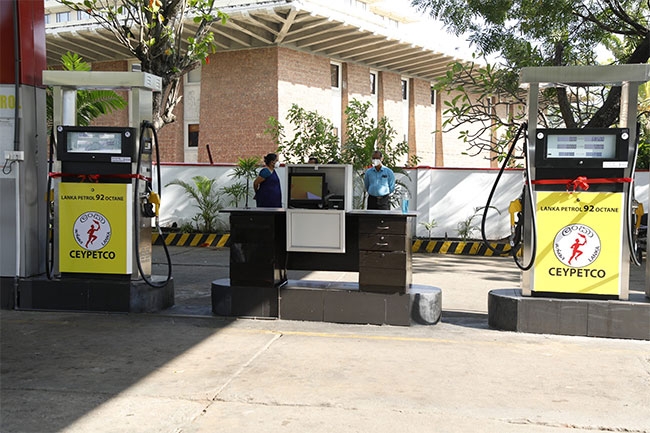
369, 71, 378, 121
188, 124, 199, 148
330, 63, 340, 88
330, 63, 342, 143
77, 10, 90, 20
431, 85, 437, 133
44, 14, 50, 24
401, 78, 409, 150
56, 12, 70, 23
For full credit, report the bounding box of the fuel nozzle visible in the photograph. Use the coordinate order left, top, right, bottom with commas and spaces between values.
148, 191, 160, 217
508, 198, 523, 253
141, 184, 159, 218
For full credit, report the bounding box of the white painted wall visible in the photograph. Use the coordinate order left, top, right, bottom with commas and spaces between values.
154, 164, 649, 240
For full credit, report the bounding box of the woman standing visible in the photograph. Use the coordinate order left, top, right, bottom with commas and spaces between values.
253, 153, 282, 208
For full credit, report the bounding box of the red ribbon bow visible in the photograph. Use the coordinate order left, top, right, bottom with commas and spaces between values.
567, 176, 589, 193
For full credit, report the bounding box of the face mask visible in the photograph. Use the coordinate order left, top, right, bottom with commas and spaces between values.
372, 159, 381, 167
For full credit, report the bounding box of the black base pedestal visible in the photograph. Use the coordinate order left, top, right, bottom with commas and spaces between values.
212, 279, 442, 326
1, 275, 174, 313
488, 289, 650, 340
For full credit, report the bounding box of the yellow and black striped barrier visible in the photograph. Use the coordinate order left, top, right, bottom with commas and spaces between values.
152, 232, 230, 248
153, 232, 514, 257
410, 239, 513, 256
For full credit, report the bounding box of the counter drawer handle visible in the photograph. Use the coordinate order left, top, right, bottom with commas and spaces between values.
377, 226, 390, 230
375, 242, 389, 246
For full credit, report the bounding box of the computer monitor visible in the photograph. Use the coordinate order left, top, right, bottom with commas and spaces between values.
288, 172, 326, 209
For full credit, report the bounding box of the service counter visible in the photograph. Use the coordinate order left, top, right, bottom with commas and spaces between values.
216, 208, 419, 322
226, 208, 414, 292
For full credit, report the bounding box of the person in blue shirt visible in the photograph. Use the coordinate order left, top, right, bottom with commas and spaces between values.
364, 150, 395, 210
253, 153, 282, 208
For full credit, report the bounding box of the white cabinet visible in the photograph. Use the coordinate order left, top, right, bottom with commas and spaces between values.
285, 164, 353, 253
286, 209, 346, 253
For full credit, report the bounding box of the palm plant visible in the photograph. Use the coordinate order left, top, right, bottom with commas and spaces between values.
457, 206, 501, 240
420, 219, 438, 239
165, 175, 224, 233
230, 156, 261, 208
221, 182, 248, 207
46, 52, 127, 130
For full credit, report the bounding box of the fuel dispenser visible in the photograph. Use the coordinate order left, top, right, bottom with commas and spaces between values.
484, 65, 649, 301
527, 127, 635, 298
33, 71, 173, 312
55, 126, 140, 276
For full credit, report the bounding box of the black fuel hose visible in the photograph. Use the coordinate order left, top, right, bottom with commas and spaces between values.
626, 126, 642, 267
46, 129, 55, 280
134, 121, 172, 288
480, 122, 537, 271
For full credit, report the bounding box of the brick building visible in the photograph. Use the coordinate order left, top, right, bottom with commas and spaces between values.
44, 0, 496, 167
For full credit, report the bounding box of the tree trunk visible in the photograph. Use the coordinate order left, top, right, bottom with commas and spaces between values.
554, 42, 577, 128
586, 32, 650, 128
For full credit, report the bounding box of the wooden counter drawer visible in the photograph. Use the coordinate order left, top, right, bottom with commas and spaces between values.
358, 217, 406, 235
359, 251, 410, 270
358, 233, 409, 251
358, 267, 410, 293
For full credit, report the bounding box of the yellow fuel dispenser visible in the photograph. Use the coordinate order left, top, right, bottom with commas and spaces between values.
518, 66, 648, 301
528, 128, 634, 298
486, 65, 649, 339
23, 71, 174, 312
55, 126, 137, 276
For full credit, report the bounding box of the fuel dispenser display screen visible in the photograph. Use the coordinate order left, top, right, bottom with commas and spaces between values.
545, 133, 617, 159
66, 130, 124, 154
57, 126, 136, 163
535, 128, 629, 168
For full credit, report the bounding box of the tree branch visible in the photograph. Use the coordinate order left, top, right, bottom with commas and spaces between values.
586, 32, 649, 128
604, 0, 649, 35
572, 3, 639, 36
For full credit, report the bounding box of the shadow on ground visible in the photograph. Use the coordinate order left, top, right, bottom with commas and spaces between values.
0, 312, 234, 432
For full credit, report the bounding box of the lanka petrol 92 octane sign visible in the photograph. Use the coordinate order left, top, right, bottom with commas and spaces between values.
533, 191, 623, 296
59, 183, 132, 274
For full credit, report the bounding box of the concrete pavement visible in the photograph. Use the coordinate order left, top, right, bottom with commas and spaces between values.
1, 247, 649, 433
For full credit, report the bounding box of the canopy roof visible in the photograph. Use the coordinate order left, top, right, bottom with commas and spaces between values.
45, 0, 463, 81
